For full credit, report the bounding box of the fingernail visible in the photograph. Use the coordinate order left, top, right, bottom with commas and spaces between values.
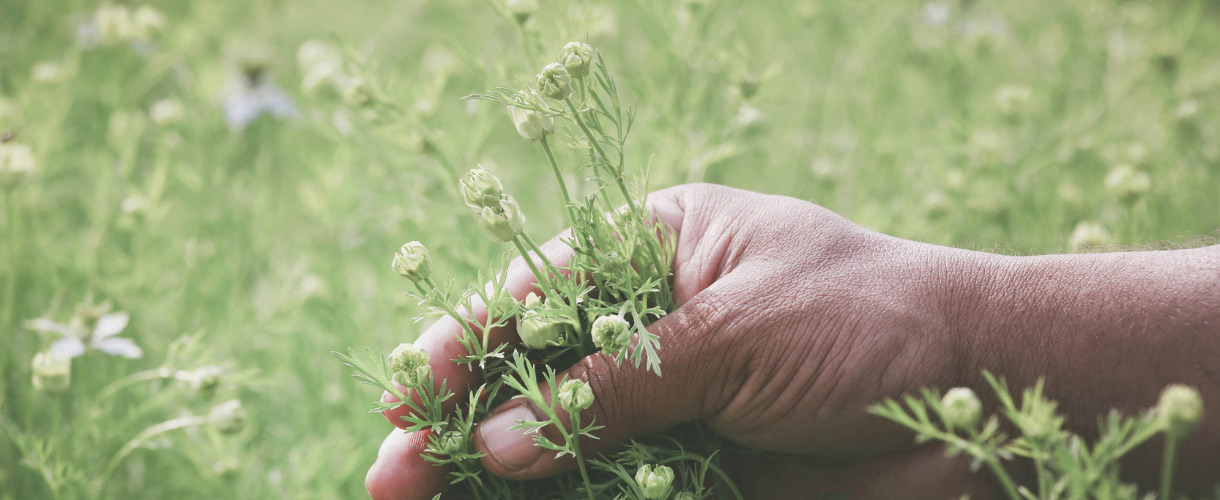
479, 405, 542, 470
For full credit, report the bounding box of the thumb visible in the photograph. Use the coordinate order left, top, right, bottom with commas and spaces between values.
472, 286, 744, 480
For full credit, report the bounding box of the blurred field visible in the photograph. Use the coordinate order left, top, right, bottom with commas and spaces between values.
1, 0, 1218, 498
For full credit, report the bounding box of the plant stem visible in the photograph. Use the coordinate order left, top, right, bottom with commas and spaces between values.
569, 411, 596, 500
511, 237, 551, 296
1162, 435, 1178, 500
539, 136, 576, 225
106, 415, 211, 477
562, 97, 624, 199
97, 368, 173, 400
1034, 454, 1048, 500
418, 279, 480, 351
984, 457, 1022, 500
522, 234, 559, 275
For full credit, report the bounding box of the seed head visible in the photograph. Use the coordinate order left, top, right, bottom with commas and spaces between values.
536, 63, 571, 100
1158, 384, 1203, 439
32, 351, 71, 392
460, 167, 505, 209
209, 399, 247, 434
940, 387, 982, 430
392, 241, 433, 282
389, 343, 430, 374
559, 42, 595, 78
476, 195, 525, 242
635, 464, 674, 499
504, 0, 536, 25
506, 93, 554, 143
392, 364, 431, 388
558, 379, 595, 413
591, 314, 631, 354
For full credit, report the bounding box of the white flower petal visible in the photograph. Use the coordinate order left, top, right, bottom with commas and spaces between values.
25, 318, 79, 338
93, 312, 129, 339
92, 337, 143, 359
50, 337, 87, 359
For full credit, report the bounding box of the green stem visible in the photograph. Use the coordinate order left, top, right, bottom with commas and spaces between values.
106, 415, 211, 478
522, 234, 558, 276
1034, 454, 1048, 500
562, 97, 620, 195
418, 279, 480, 352
540, 136, 576, 226
658, 453, 744, 500
511, 237, 551, 296
2, 190, 19, 328
984, 457, 1021, 500
1162, 435, 1178, 500
97, 368, 172, 400
569, 411, 596, 500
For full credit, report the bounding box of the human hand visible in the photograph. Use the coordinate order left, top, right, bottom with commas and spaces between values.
365, 183, 997, 500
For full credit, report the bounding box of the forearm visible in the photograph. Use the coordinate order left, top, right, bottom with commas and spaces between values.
958, 245, 1220, 487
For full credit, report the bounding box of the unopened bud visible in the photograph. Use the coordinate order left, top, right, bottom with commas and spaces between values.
1158, 384, 1203, 439
391, 241, 433, 282
591, 314, 631, 353
389, 343, 430, 373
477, 196, 525, 242
507, 98, 554, 142
536, 63, 571, 100
674, 493, 698, 500
558, 379, 594, 413
518, 294, 569, 349
460, 167, 505, 209
437, 430, 466, 455
635, 464, 674, 500
209, 399, 247, 434
177, 365, 223, 398
941, 387, 982, 430
505, 0, 536, 25
559, 42, 594, 78
32, 351, 71, 392
131, 5, 166, 42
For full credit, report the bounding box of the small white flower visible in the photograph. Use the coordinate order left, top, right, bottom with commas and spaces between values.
26, 309, 143, 359
222, 79, 298, 130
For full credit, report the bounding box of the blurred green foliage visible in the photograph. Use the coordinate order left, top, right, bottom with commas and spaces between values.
1, 0, 1218, 498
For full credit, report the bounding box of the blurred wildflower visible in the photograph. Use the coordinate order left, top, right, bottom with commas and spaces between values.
505, 0, 537, 25
968, 129, 1007, 168
734, 105, 766, 130
1173, 100, 1199, 122
32, 351, 71, 392
297, 39, 345, 94
131, 5, 167, 42
994, 84, 1031, 118
0, 141, 35, 186
95, 4, 133, 45
340, 75, 373, 109
924, 2, 951, 27
25, 299, 142, 359
209, 399, 247, 434
31, 61, 66, 84
1068, 221, 1111, 252
223, 53, 298, 130
175, 366, 223, 398
149, 98, 185, 125
1104, 164, 1151, 203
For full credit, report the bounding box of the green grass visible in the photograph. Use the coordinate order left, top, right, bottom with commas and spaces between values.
1, 0, 1218, 498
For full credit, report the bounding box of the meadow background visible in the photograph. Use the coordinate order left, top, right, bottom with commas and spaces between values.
2, 0, 1218, 498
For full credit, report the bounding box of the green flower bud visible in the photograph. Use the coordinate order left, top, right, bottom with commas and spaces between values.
460, 167, 505, 209
391, 241, 433, 282
536, 63, 571, 100
940, 387, 982, 430
32, 351, 71, 392
1158, 384, 1203, 439
559, 42, 594, 78
477, 196, 525, 242
131, 5, 167, 42
505, 0, 536, 25
507, 97, 554, 142
518, 293, 570, 349
635, 464, 674, 500
389, 342, 429, 374
591, 314, 631, 353
437, 430, 466, 455
177, 365, 223, 398
392, 365, 431, 388
209, 399, 247, 434
558, 379, 595, 413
